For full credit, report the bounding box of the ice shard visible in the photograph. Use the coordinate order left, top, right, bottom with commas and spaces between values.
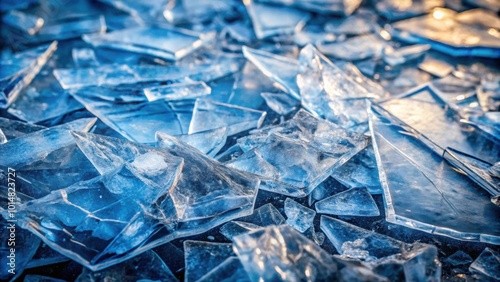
258, 0, 362, 16
83, 26, 213, 61
469, 247, 500, 280
1, 10, 44, 35
320, 216, 441, 281
188, 99, 266, 136
242, 46, 300, 99
390, 8, 500, 58
72, 48, 100, 68
318, 34, 388, 61
244, 0, 310, 39
315, 187, 380, 217
144, 80, 211, 102
0, 41, 57, 108
227, 110, 369, 197
0, 117, 45, 141
465, 112, 500, 143
376, 0, 444, 20
159, 127, 227, 157
197, 257, 250, 282
446, 250, 473, 266
383, 44, 431, 67
0, 130, 5, 144
369, 104, 500, 244
97, 0, 167, 23
233, 225, 338, 281
184, 241, 235, 282
260, 92, 299, 115
284, 198, 316, 233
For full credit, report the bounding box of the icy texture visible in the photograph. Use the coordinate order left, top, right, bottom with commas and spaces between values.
419, 54, 455, 77
260, 92, 298, 115
376, 0, 444, 20
319, 34, 387, 61
380, 85, 499, 164
0, 41, 57, 108
76, 250, 177, 282
227, 110, 369, 197
2, 10, 44, 35
383, 44, 430, 67
242, 46, 300, 99
444, 148, 500, 203
369, 105, 500, 244
83, 26, 212, 61
233, 225, 338, 281
72, 48, 99, 68
469, 247, 500, 280
284, 198, 316, 233
259, 0, 362, 15
197, 257, 250, 282
297, 44, 379, 130
0, 129, 5, 144
324, 11, 375, 35
144, 80, 211, 102
315, 187, 380, 217
244, 0, 310, 39
321, 216, 441, 281
189, 99, 266, 136
159, 127, 227, 157
391, 8, 500, 58
97, 0, 167, 22
54, 57, 242, 89
466, 112, 500, 143
331, 146, 382, 194
184, 240, 234, 282
446, 250, 473, 266
0, 117, 45, 141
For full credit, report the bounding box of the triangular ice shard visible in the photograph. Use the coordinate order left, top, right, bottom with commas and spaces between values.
369, 105, 500, 244
184, 241, 234, 282
315, 187, 380, 216
159, 127, 227, 157
189, 99, 266, 136
244, 0, 310, 39
284, 198, 316, 233
144, 80, 211, 102
469, 247, 500, 280
242, 46, 300, 99
197, 257, 250, 282
318, 34, 387, 61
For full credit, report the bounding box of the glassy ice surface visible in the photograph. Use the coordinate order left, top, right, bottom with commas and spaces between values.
469, 247, 500, 280
0, 117, 45, 141
444, 148, 500, 203
418, 53, 455, 77
160, 127, 227, 157
144, 80, 211, 102
284, 198, 316, 233
369, 106, 500, 244
446, 250, 473, 266
383, 44, 430, 67
233, 225, 338, 282
259, 0, 362, 15
244, 0, 310, 39
324, 12, 375, 35
380, 86, 500, 164
331, 145, 382, 194
0, 129, 5, 144
315, 187, 380, 217
76, 250, 177, 282
0, 41, 57, 108
390, 8, 500, 57
261, 92, 298, 115
97, 0, 167, 22
227, 110, 369, 197
84, 26, 211, 61
197, 257, 250, 282
2, 10, 44, 35
189, 99, 266, 136
72, 48, 100, 68
466, 112, 500, 142
320, 216, 441, 281
376, 0, 444, 20
242, 46, 300, 99
184, 240, 234, 282
319, 34, 388, 61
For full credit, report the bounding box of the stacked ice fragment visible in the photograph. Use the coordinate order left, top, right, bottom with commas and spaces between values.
1, 0, 499, 281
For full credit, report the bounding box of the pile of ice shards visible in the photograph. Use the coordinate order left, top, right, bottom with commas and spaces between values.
1, 0, 499, 281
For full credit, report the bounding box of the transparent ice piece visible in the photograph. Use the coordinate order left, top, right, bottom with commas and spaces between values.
54, 57, 242, 89
189, 99, 266, 136
383, 44, 431, 67
376, 0, 444, 20
2, 10, 44, 35
446, 250, 473, 266
319, 34, 387, 61
465, 112, 500, 143
477, 74, 500, 112
227, 110, 369, 197
315, 187, 380, 217
72, 48, 99, 68
0, 41, 57, 108
242, 46, 300, 99
320, 216, 441, 281
184, 240, 234, 282
369, 105, 500, 244
244, 0, 310, 39
469, 247, 500, 280
83, 26, 213, 61
228, 62, 272, 110
380, 85, 499, 164
233, 225, 338, 281
390, 8, 500, 58
444, 148, 500, 204
455, 8, 500, 29
182, 0, 241, 24
258, 0, 362, 15
197, 257, 250, 282
27, 245, 70, 269
0, 117, 45, 141
70, 87, 191, 143
220, 221, 263, 240
159, 127, 227, 157
418, 54, 455, 77
144, 80, 211, 102
76, 250, 178, 282
284, 198, 316, 233
0, 129, 5, 144
324, 11, 376, 35
331, 146, 382, 194
97, 0, 167, 22
260, 92, 298, 115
